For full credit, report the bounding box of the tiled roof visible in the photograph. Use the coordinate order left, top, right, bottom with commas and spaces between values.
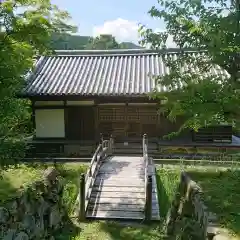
23, 49, 228, 97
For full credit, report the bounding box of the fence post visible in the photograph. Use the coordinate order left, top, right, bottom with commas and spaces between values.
145, 175, 152, 223
78, 173, 85, 221
143, 133, 148, 145
110, 134, 114, 155
143, 133, 146, 145
100, 133, 103, 143
53, 159, 57, 168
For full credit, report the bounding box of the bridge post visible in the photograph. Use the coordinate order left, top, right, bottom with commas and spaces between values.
78, 173, 86, 221
145, 175, 152, 223
100, 133, 104, 143
143, 133, 146, 147
110, 134, 114, 155
143, 133, 148, 146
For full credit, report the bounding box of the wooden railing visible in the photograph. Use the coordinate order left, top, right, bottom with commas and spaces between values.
143, 134, 152, 222
78, 134, 114, 220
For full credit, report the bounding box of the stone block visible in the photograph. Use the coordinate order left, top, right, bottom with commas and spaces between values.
44, 167, 59, 183
0, 207, 9, 224
1, 166, 66, 240
14, 232, 29, 240
3, 229, 16, 240
49, 206, 61, 229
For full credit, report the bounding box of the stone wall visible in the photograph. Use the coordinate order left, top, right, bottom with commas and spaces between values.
166, 172, 236, 240
0, 167, 67, 240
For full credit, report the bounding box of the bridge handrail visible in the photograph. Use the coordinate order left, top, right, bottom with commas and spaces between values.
78, 134, 114, 220
143, 134, 152, 222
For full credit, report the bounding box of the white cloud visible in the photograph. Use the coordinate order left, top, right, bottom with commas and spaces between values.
92, 18, 177, 48
93, 18, 140, 43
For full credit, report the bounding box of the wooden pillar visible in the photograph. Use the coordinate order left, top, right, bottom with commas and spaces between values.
143, 133, 148, 149
94, 105, 99, 142
145, 175, 152, 222
78, 173, 85, 221
100, 133, 104, 143
31, 100, 36, 131
109, 134, 114, 155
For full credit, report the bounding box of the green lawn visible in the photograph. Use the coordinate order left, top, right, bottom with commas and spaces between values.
156, 166, 240, 239
55, 221, 165, 240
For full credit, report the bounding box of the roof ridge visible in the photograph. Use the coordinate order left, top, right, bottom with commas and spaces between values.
53, 48, 205, 56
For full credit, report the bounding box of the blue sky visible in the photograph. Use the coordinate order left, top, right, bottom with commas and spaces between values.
51, 0, 166, 44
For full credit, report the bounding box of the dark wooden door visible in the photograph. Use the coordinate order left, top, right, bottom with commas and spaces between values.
80, 107, 95, 140
66, 107, 95, 140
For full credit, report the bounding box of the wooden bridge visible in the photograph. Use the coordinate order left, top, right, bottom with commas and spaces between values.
76, 134, 160, 221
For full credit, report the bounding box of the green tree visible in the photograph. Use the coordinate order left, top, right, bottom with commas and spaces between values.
139, 0, 240, 135
49, 32, 90, 50
119, 41, 143, 49
86, 34, 120, 50
0, 0, 75, 163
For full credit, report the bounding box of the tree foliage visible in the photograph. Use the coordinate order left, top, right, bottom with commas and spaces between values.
49, 32, 90, 50
0, 0, 75, 163
85, 34, 120, 50
48, 33, 142, 50
119, 41, 143, 49
139, 0, 240, 134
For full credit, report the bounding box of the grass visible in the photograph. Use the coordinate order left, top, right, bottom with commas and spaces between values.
156, 166, 240, 238
58, 163, 88, 213
0, 164, 43, 204
4, 162, 239, 239
187, 168, 240, 238
55, 221, 166, 240
156, 168, 180, 217
0, 162, 88, 206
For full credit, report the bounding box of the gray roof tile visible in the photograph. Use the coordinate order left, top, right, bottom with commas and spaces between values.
23, 49, 228, 97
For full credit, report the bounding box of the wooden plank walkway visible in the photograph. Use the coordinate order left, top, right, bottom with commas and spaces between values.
86, 155, 160, 220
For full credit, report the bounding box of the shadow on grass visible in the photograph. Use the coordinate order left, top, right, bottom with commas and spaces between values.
53, 219, 82, 240
54, 220, 167, 240
187, 168, 240, 237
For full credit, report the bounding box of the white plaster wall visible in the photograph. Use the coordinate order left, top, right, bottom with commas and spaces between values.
35, 109, 65, 138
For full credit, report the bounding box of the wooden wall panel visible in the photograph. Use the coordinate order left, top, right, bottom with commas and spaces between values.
126, 107, 140, 121
139, 107, 158, 123
98, 107, 125, 121
96, 105, 181, 138
66, 107, 95, 140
